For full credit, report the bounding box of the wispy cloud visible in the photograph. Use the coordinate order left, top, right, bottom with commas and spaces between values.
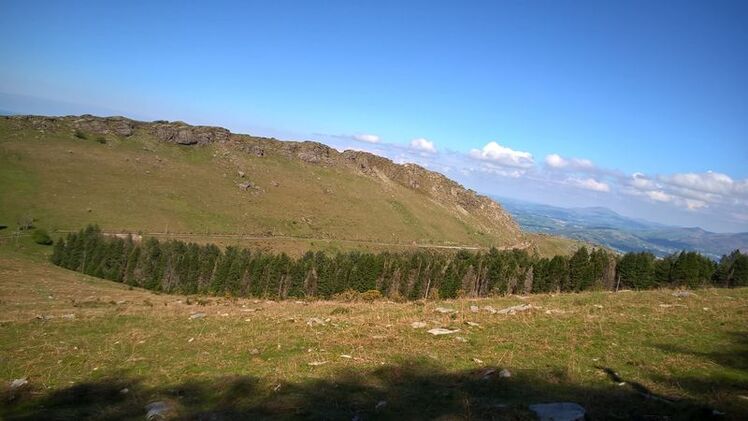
544, 153, 594, 171
565, 177, 610, 192
409, 137, 436, 153
353, 133, 380, 143
469, 142, 534, 168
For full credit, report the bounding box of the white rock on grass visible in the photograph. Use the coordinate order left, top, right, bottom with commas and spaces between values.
499, 369, 512, 378
465, 321, 481, 327
306, 317, 326, 327
188, 312, 206, 320
9, 378, 28, 389
427, 328, 460, 336
483, 306, 497, 314
308, 361, 328, 366
469, 305, 480, 313
410, 321, 428, 329
529, 402, 586, 421
434, 307, 457, 314
496, 304, 535, 315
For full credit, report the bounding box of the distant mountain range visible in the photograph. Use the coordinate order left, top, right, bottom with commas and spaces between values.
496, 197, 748, 259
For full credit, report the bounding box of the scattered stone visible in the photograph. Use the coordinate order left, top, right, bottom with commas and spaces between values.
480, 368, 496, 380
497, 304, 535, 315
434, 307, 457, 314
593, 304, 603, 309
340, 354, 352, 359
308, 361, 328, 366
9, 378, 28, 389
483, 306, 497, 314
465, 321, 481, 327
703, 307, 710, 311
249, 348, 260, 355
116, 300, 127, 305
61, 314, 76, 320
427, 328, 460, 336
120, 388, 129, 394
672, 290, 693, 298
529, 402, 586, 421
411, 321, 428, 329
145, 401, 171, 420
189, 312, 206, 320
545, 309, 566, 315
499, 369, 512, 378
470, 305, 479, 313
375, 401, 387, 411
472, 358, 484, 364
188, 337, 194, 343
241, 308, 261, 312
306, 317, 326, 327
659, 303, 686, 308
455, 336, 468, 343
238, 170, 245, 178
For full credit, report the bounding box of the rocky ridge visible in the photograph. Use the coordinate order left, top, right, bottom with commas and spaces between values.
4, 114, 522, 242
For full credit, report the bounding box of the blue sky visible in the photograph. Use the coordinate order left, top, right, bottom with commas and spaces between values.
1, 0, 747, 232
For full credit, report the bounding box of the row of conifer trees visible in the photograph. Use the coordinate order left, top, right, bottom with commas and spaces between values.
50, 225, 748, 300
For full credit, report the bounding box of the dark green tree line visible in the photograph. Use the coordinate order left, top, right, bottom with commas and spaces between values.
51, 225, 742, 300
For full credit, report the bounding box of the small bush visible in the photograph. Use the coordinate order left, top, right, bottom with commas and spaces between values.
330, 306, 350, 315
332, 289, 360, 302
95, 136, 107, 144
32, 229, 53, 245
74, 129, 87, 139
360, 289, 383, 302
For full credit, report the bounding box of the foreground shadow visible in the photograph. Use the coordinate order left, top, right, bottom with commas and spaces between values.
1, 360, 741, 420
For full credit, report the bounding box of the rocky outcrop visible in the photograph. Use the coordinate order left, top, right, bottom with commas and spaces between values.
149, 121, 230, 145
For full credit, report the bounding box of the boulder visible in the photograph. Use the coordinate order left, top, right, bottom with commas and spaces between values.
529, 402, 586, 421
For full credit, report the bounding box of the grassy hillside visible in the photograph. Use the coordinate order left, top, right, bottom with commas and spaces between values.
1, 243, 746, 419
0, 116, 564, 257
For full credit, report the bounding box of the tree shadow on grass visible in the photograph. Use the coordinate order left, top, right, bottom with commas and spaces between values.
652, 331, 748, 417
1, 360, 739, 420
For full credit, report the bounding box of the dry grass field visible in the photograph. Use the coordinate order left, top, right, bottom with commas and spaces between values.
1, 240, 747, 420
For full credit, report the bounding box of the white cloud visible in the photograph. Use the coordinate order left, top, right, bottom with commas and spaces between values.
353, 133, 380, 143
544, 154, 594, 170
630, 172, 658, 190
409, 137, 436, 153
545, 154, 566, 168
685, 199, 707, 210
661, 171, 737, 196
566, 177, 610, 192
646, 190, 672, 202
469, 141, 534, 168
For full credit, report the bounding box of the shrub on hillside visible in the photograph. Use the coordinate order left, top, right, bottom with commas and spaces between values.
74, 129, 87, 139
360, 289, 383, 302
32, 229, 53, 245
95, 136, 107, 144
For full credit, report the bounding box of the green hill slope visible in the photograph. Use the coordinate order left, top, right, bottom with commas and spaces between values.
1, 115, 540, 253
